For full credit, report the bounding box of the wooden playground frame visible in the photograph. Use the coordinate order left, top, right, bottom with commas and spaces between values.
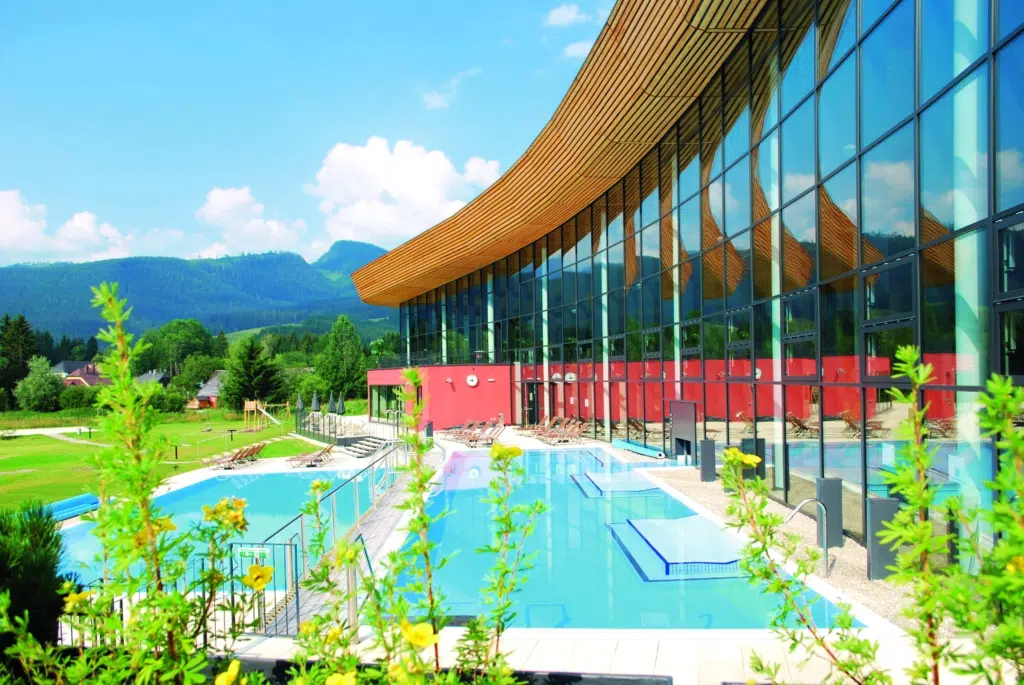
242, 399, 290, 432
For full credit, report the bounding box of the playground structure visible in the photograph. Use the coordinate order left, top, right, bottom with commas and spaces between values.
243, 400, 288, 432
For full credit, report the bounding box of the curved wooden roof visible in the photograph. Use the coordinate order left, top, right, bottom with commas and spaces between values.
353, 0, 768, 306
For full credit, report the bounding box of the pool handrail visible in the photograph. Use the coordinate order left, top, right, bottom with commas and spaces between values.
260, 440, 405, 544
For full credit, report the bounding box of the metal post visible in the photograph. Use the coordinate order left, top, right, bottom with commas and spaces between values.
299, 516, 308, 577
785, 498, 830, 577
354, 480, 360, 520
369, 464, 376, 509
346, 563, 359, 634
331, 492, 338, 543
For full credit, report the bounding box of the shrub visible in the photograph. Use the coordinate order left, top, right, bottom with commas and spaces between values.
0, 388, 9, 413
12, 356, 63, 412
0, 501, 67, 656
58, 384, 99, 410
150, 387, 188, 413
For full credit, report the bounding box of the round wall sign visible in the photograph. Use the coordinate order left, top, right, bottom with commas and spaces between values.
466, 374, 479, 387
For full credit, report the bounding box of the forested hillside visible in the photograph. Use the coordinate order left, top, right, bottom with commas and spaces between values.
0, 243, 393, 340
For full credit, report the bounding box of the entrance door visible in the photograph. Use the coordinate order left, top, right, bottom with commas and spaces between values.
524, 383, 540, 426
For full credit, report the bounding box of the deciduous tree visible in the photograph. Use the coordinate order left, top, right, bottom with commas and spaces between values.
13, 356, 64, 412
315, 315, 366, 400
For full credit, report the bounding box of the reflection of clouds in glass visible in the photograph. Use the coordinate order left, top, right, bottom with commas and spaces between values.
783, 193, 815, 241
862, 159, 914, 237
999, 149, 1024, 188
783, 173, 815, 197
721, 180, 741, 213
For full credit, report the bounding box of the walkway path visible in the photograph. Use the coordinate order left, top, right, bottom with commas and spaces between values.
3, 426, 90, 437
47, 432, 109, 448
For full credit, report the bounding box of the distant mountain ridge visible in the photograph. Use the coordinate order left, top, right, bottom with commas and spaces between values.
0, 241, 392, 340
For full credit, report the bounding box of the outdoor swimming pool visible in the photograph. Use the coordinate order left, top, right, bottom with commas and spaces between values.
423, 448, 851, 629
60, 468, 366, 585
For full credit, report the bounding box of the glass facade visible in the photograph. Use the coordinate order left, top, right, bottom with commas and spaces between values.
389, 0, 1024, 541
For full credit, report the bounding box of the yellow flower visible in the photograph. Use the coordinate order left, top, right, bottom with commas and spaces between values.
152, 517, 177, 534
387, 663, 409, 685
399, 619, 438, 648
1008, 556, 1024, 574
214, 659, 241, 685
311, 479, 332, 495
325, 626, 342, 643
737, 452, 761, 467
325, 673, 356, 685
299, 620, 315, 636
241, 564, 274, 592
747, 679, 756, 685
63, 589, 95, 613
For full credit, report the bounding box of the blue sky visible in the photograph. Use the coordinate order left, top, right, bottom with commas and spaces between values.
0, 1, 609, 264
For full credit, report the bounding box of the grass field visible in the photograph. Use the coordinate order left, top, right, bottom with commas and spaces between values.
0, 414, 316, 507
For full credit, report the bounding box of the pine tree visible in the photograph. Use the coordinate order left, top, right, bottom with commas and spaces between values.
220, 336, 283, 410
211, 330, 229, 358
315, 315, 367, 400
34, 330, 55, 363
85, 336, 99, 360
0, 314, 34, 396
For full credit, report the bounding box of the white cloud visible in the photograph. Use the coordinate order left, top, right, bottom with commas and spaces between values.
195, 186, 308, 258
0, 190, 156, 265
304, 136, 501, 249
545, 3, 590, 26
422, 68, 481, 110
563, 39, 594, 59
595, 5, 611, 22
783, 172, 815, 197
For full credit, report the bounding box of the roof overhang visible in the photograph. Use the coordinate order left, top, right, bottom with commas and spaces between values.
353, 0, 767, 307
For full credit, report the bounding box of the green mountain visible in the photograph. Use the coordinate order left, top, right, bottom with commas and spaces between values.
313, 240, 387, 294
0, 242, 393, 340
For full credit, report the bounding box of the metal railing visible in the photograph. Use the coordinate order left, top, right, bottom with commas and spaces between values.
785, 497, 830, 577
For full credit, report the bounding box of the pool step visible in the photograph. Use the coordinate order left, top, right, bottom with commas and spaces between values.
608, 517, 744, 582
337, 436, 386, 458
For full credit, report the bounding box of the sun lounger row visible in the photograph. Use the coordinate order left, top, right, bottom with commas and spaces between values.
287, 444, 333, 468
440, 420, 504, 446
211, 442, 266, 469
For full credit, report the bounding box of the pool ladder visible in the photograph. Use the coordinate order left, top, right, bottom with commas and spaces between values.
785, 498, 831, 578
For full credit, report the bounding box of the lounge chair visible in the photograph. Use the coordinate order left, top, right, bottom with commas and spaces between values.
468, 425, 502, 447
223, 443, 265, 470
786, 412, 819, 438
209, 443, 256, 468
288, 444, 332, 468
735, 411, 755, 435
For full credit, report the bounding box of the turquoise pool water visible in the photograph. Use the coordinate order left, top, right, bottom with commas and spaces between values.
422, 449, 850, 629
61, 468, 365, 585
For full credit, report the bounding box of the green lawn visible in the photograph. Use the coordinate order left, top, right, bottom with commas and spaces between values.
0, 421, 316, 508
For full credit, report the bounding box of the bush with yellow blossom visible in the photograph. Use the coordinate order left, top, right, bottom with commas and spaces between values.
722, 345, 1024, 685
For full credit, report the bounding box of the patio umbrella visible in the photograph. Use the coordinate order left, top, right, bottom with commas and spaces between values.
339, 393, 346, 415
328, 392, 336, 414
311, 391, 320, 412
296, 394, 304, 411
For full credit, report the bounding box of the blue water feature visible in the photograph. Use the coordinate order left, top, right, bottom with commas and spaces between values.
61, 468, 366, 586
420, 449, 852, 629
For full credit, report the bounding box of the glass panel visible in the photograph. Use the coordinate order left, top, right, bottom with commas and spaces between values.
592, 195, 607, 253
682, 322, 701, 350
660, 127, 678, 214
861, 0, 915, 146
679, 195, 701, 260
781, 191, 817, 292
753, 215, 782, 300
607, 182, 624, 246
641, 149, 660, 227
548, 269, 562, 310
608, 289, 625, 336
641, 225, 660, 278
818, 55, 857, 177
784, 290, 816, 334
705, 320, 726, 380
862, 0, 896, 33
822, 276, 861, 381
923, 230, 990, 385
921, 0, 988, 103
920, 66, 989, 235
782, 99, 815, 204
576, 208, 592, 263
996, 35, 1024, 212
680, 258, 702, 321
786, 384, 822, 502
865, 324, 915, 376
819, 0, 856, 77
679, 108, 701, 201
755, 299, 782, 381
1001, 309, 1024, 375
822, 385, 864, 539
755, 129, 780, 221
865, 260, 914, 319
627, 285, 642, 334
727, 230, 753, 310
862, 124, 915, 262
781, 0, 815, 116
785, 338, 817, 376
702, 72, 724, 181
608, 240, 625, 291
1000, 0, 1024, 39
727, 384, 755, 441
703, 246, 725, 314
820, 164, 859, 278
752, 1, 781, 142
725, 155, 752, 235
756, 382, 787, 500
728, 309, 752, 342
562, 221, 576, 266
706, 178, 725, 245
704, 381, 726, 442
724, 36, 751, 167
642, 276, 660, 329
1001, 223, 1024, 293
625, 166, 641, 251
